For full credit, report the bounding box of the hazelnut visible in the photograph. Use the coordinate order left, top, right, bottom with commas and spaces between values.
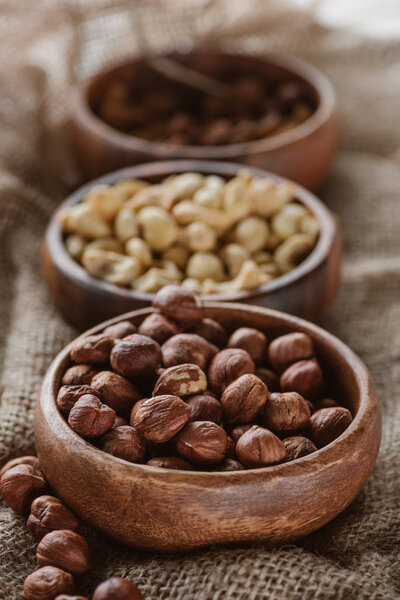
0, 455, 40, 478
315, 397, 339, 410
132, 395, 191, 442
153, 364, 207, 398
93, 577, 144, 600
230, 424, 253, 444
208, 348, 255, 394
69, 334, 113, 364
61, 364, 100, 386
129, 399, 147, 425
280, 358, 324, 400
192, 318, 228, 348
152, 285, 203, 327
138, 312, 181, 344
236, 426, 286, 468
161, 333, 213, 369
91, 371, 140, 417
37, 530, 90, 574
110, 334, 162, 379
28, 495, 80, 542
309, 407, 353, 448
146, 457, 192, 470
255, 368, 280, 392
283, 436, 317, 461
56, 385, 98, 415
186, 393, 223, 424
211, 459, 245, 472
68, 394, 115, 438
0, 464, 47, 515
102, 320, 137, 340
263, 392, 311, 433
99, 426, 146, 463
176, 421, 228, 466
24, 567, 74, 600
55, 596, 88, 600
227, 327, 267, 364
268, 332, 315, 373
113, 416, 129, 428
221, 374, 268, 424
226, 436, 236, 459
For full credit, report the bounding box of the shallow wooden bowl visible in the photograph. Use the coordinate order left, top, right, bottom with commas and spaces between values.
70, 50, 338, 189
42, 160, 342, 331
36, 303, 381, 551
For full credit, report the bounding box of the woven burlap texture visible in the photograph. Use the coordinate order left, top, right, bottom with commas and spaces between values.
1, 0, 399, 598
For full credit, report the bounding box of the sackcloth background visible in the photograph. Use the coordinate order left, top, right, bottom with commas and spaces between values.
0, 0, 399, 598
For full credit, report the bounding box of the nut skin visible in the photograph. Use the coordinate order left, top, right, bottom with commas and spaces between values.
0, 464, 47, 515
283, 436, 317, 461
236, 425, 286, 468
280, 358, 324, 400
192, 318, 228, 348
24, 566, 74, 600
263, 392, 311, 434
208, 348, 255, 395
146, 456, 192, 470
161, 333, 213, 369
56, 385, 98, 415
27, 495, 80, 542
93, 577, 144, 600
230, 424, 253, 444
220, 374, 268, 424
210, 459, 245, 472
110, 334, 162, 380
255, 368, 280, 392
309, 407, 353, 448
268, 332, 315, 373
315, 397, 339, 410
176, 421, 228, 466
102, 320, 137, 340
132, 395, 191, 442
68, 394, 115, 438
186, 394, 223, 424
0, 455, 40, 478
152, 285, 203, 328
113, 416, 129, 428
69, 334, 113, 364
138, 312, 181, 344
227, 327, 267, 364
61, 364, 100, 386
98, 426, 146, 463
37, 530, 90, 575
91, 371, 140, 417
153, 364, 207, 398
226, 436, 236, 459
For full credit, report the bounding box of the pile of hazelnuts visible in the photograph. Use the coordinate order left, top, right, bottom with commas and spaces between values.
58, 285, 353, 471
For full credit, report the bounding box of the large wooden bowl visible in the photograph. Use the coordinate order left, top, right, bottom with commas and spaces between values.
42, 160, 342, 331
36, 303, 381, 552
70, 51, 338, 189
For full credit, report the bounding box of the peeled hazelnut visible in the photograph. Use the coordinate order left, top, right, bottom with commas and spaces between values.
255, 368, 280, 392
110, 334, 162, 379
192, 318, 228, 348
102, 320, 137, 340
0, 464, 47, 515
146, 457, 192, 470
138, 312, 181, 344
309, 407, 353, 448
211, 459, 245, 472
153, 364, 207, 398
263, 392, 311, 433
152, 285, 203, 327
208, 348, 255, 394
27, 495, 80, 542
24, 566, 74, 600
99, 426, 146, 463
186, 393, 222, 424
236, 426, 286, 468
37, 530, 90, 574
0, 455, 40, 478
177, 421, 228, 466
70, 334, 113, 365
268, 332, 315, 372
227, 327, 267, 364
186, 252, 225, 281
283, 436, 317, 461
230, 424, 253, 444
68, 394, 115, 438
61, 364, 100, 386
221, 374, 268, 424
56, 385, 97, 415
280, 358, 324, 400
93, 577, 144, 600
132, 395, 191, 442
161, 333, 212, 370
234, 216, 269, 253
91, 371, 140, 417
137, 205, 177, 251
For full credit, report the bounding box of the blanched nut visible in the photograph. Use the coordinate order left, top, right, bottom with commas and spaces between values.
125, 184, 171, 212
125, 237, 153, 268
82, 249, 142, 286
113, 177, 148, 200
253, 251, 273, 265
222, 174, 251, 222
65, 235, 86, 261
163, 244, 190, 270
186, 252, 225, 281
60, 203, 111, 239
181, 278, 202, 293
137, 206, 177, 251
220, 243, 250, 278
271, 202, 308, 240
274, 233, 316, 274
172, 201, 233, 234
193, 186, 222, 209
114, 206, 139, 242
166, 172, 204, 200
234, 216, 269, 253
85, 237, 124, 254
184, 222, 217, 252
202, 260, 269, 294
248, 177, 294, 218
132, 266, 179, 293
85, 185, 124, 221
299, 214, 320, 238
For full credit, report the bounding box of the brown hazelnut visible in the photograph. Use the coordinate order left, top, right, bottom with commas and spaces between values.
192, 318, 228, 348
37, 530, 90, 574
0, 464, 47, 515
220, 374, 268, 424
103, 320, 137, 340
263, 392, 311, 434
309, 407, 353, 448
91, 371, 140, 417
208, 348, 255, 394
210, 459, 245, 472
69, 334, 113, 364
236, 425, 286, 468
226, 436, 236, 459
132, 395, 191, 442
56, 385, 98, 415
255, 368, 280, 392
24, 566, 74, 600
230, 424, 253, 444
68, 394, 115, 438
161, 333, 212, 369
283, 436, 317, 461
268, 332, 315, 373
152, 285, 203, 327
28, 495, 80, 542
138, 312, 181, 344
227, 327, 267, 364
113, 416, 129, 428
93, 577, 144, 600
0, 455, 41, 478
176, 421, 228, 466
110, 334, 161, 379
61, 364, 100, 386
186, 393, 222, 424
315, 397, 339, 410
55, 596, 88, 600
280, 358, 324, 400
146, 456, 192, 470
153, 364, 207, 398
99, 426, 146, 463
129, 399, 147, 425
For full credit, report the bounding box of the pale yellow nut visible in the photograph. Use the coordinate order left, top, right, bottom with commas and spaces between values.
114, 178, 148, 201
181, 278, 202, 293
219, 243, 250, 278
154, 259, 183, 281
260, 262, 280, 278
172, 201, 233, 233
298, 214, 320, 239
82, 249, 142, 286
59, 203, 111, 238
186, 252, 226, 282
65, 234, 86, 261
274, 233, 316, 274
125, 237, 153, 267
271, 203, 309, 240
185, 222, 217, 252
192, 186, 222, 209
132, 267, 179, 293
125, 184, 174, 212
234, 216, 269, 253
85, 185, 124, 222
166, 172, 204, 199
204, 175, 225, 191
85, 237, 124, 254
222, 175, 251, 222
137, 205, 177, 251
114, 207, 139, 242
253, 251, 273, 265
264, 230, 282, 251
163, 245, 190, 270
201, 260, 270, 294
249, 178, 294, 217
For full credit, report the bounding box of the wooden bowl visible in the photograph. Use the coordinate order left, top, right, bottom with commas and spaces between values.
42, 160, 342, 331
35, 303, 381, 552
70, 51, 338, 189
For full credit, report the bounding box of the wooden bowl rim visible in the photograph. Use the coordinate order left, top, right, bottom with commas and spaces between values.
40, 303, 380, 481
73, 50, 336, 158
47, 159, 338, 304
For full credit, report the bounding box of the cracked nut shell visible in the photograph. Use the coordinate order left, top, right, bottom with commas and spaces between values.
28, 495, 80, 542
37, 530, 90, 574
0, 464, 47, 515
227, 327, 267, 364
153, 363, 207, 398
23, 566, 74, 600
176, 421, 228, 466
309, 407, 353, 448
221, 374, 268, 424
268, 332, 315, 373
280, 358, 324, 400
152, 285, 203, 328
236, 425, 286, 467
68, 394, 115, 438
263, 391, 311, 433
208, 348, 255, 394
98, 426, 146, 463
110, 334, 162, 379
132, 395, 191, 442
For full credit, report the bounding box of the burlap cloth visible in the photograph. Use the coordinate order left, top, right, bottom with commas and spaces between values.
0, 0, 399, 598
